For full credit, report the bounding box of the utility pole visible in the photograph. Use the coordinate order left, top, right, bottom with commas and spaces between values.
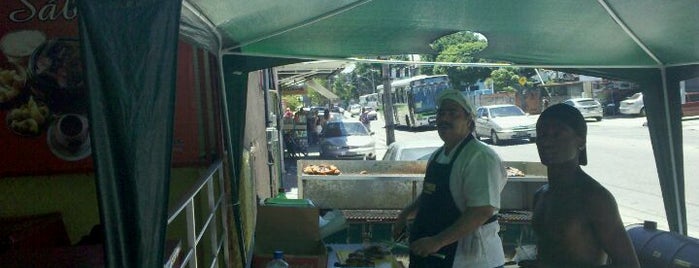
381, 61, 395, 145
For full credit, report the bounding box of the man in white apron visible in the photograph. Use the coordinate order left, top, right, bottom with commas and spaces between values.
394, 89, 507, 267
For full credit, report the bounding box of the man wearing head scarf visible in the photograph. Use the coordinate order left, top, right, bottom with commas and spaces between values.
532, 103, 640, 268
393, 89, 507, 268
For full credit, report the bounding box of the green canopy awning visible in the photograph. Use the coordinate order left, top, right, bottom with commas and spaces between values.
179, 0, 698, 235
76, 2, 698, 266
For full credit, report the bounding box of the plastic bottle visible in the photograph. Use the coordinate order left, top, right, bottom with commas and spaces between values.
266, 250, 289, 268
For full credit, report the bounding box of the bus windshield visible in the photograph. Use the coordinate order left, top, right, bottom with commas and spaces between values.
412, 81, 449, 113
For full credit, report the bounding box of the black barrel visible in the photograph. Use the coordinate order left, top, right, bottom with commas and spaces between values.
626, 221, 699, 268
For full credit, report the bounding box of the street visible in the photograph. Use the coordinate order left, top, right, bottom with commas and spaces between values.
367, 112, 699, 238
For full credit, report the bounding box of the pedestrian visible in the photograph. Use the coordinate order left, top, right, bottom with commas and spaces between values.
283, 107, 293, 119
531, 103, 640, 267
306, 109, 316, 144
359, 107, 370, 131
393, 89, 508, 268
542, 97, 550, 112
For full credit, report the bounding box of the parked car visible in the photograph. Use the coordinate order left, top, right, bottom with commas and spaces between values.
382, 139, 442, 161
364, 107, 378, 120
319, 121, 376, 160
474, 104, 537, 145
348, 104, 362, 117
619, 92, 645, 116
563, 98, 604, 121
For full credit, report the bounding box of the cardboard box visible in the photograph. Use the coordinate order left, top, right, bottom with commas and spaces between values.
253, 206, 328, 268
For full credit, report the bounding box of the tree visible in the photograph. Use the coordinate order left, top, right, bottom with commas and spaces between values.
329, 76, 354, 102
282, 94, 303, 111
434, 42, 492, 90
490, 67, 520, 93
419, 31, 492, 89
490, 67, 537, 93
352, 62, 381, 95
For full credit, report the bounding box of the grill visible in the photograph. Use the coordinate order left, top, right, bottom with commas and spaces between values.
340, 209, 533, 224
341, 209, 402, 223
498, 210, 533, 224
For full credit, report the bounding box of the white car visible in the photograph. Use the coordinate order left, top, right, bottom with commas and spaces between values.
563, 98, 604, 121
382, 139, 442, 161
365, 107, 378, 120
348, 104, 362, 117
474, 104, 537, 145
319, 121, 376, 160
619, 92, 645, 116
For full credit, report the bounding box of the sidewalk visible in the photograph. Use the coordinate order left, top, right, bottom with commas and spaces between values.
281, 143, 321, 198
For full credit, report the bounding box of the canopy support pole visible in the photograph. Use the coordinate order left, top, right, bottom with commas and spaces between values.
660, 67, 686, 235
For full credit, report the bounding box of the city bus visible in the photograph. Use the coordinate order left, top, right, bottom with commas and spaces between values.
377, 74, 451, 128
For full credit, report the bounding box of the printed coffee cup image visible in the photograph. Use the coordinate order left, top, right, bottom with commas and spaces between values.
0, 30, 45, 105
0, 30, 46, 72
47, 113, 91, 161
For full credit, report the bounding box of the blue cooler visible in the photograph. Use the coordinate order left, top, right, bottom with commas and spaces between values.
626, 221, 699, 268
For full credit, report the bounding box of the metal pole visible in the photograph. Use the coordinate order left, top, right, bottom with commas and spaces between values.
381, 62, 395, 145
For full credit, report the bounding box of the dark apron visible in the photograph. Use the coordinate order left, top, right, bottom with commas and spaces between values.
409, 135, 472, 268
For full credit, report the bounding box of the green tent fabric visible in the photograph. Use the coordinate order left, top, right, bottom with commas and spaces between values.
77, 0, 182, 266
73, 4, 698, 267
182, 0, 698, 235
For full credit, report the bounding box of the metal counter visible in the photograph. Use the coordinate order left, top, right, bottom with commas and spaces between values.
298, 160, 548, 211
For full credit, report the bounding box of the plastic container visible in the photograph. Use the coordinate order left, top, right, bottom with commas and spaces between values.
265, 250, 289, 268
263, 188, 315, 208
626, 221, 699, 268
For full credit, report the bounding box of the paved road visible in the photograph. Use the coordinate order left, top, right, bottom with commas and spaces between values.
285, 111, 699, 238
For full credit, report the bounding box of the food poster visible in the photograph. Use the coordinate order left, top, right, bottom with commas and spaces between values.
0, 1, 204, 176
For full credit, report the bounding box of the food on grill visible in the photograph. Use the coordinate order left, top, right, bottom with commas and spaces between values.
361, 245, 390, 260
303, 164, 341, 175
335, 245, 391, 267
506, 166, 525, 177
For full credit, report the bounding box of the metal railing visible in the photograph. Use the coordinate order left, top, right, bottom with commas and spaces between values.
167, 160, 230, 268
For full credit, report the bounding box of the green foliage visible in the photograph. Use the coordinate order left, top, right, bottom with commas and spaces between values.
502, 86, 517, 93
325, 64, 381, 105
330, 75, 355, 102
417, 54, 436, 75
434, 42, 491, 89
490, 67, 536, 93
490, 67, 518, 92
353, 62, 381, 95
307, 79, 328, 105
425, 31, 491, 89
282, 94, 303, 111
431, 31, 482, 52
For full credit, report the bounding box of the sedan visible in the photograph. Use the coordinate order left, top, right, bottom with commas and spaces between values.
365, 107, 378, 120
474, 104, 537, 145
619, 92, 645, 116
348, 104, 362, 117
319, 121, 376, 160
382, 139, 442, 161
563, 98, 604, 121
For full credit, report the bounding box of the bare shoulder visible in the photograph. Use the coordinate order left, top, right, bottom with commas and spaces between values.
577, 173, 621, 217
579, 174, 615, 202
